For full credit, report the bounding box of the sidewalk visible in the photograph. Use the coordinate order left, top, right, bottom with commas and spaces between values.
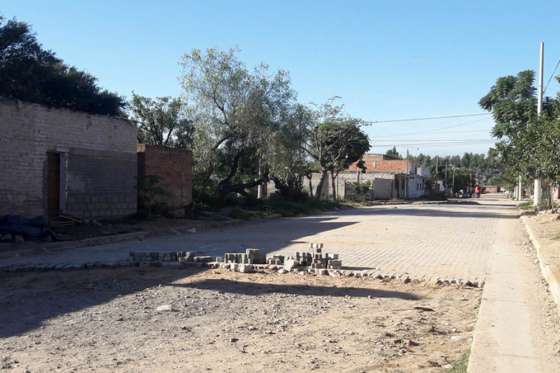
468, 213, 560, 372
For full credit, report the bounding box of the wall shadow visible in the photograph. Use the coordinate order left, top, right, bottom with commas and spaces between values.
172, 279, 419, 300
0, 266, 205, 338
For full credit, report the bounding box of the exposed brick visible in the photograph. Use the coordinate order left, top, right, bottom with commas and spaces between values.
137, 144, 192, 217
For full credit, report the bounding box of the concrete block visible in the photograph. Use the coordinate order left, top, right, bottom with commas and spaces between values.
284, 258, 297, 271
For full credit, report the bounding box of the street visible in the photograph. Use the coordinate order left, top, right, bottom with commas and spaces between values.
0, 195, 516, 283
1, 195, 560, 372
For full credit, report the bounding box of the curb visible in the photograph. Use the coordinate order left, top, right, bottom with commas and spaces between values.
0, 231, 148, 260
520, 215, 560, 308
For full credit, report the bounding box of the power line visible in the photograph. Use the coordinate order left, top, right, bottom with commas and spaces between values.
544, 58, 560, 94
371, 117, 490, 137
364, 113, 490, 125
373, 139, 493, 147
374, 135, 492, 142
374, 130, 491, 140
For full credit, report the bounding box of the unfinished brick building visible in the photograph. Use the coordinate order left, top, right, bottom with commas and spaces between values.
137, 144, 193, 217
0, 98, 137, 220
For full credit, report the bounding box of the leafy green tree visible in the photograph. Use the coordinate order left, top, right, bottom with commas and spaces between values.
129, 94, 193, 148
180, 48, 297, 203
480, 70, 560, 205
384, 146, 402, 159
0, 17, 124, 115
302, 99, 370, 199
479, 70, 538, 177
267, 104, 314, 199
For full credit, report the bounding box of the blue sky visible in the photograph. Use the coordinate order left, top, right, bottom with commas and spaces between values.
3, 1, 559, 156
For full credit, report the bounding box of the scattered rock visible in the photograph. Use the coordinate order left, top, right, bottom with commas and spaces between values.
406, 339, 420, 347
156, 304, 173, 312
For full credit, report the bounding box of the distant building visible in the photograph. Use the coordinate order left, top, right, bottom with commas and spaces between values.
306, 153, 428, 200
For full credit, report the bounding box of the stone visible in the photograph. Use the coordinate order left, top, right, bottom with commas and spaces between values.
316, 268, 329, 276
156, 304, 173, 312
238, 264, 255, 273
283, 258, 297, 271
194, 256, 213, 263
278, 269, 288, 274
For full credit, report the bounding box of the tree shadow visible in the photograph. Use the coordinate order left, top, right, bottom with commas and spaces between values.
172, 278, 420, 300
333, 206, 518, 220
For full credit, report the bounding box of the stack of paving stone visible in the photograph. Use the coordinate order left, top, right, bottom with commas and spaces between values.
129, 251, 216, 266
223, 248, 266, 265
266, 255, 285, 265
286, 243, 342, 270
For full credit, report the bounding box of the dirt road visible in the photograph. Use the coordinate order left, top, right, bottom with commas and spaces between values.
0, 267, 479, 372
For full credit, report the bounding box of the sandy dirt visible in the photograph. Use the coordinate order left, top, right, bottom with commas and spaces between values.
0, 267, 481, 372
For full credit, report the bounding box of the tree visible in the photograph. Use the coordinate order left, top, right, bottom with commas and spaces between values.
267, 104, 314, 200
0, 17, 124, 115
480, 70, 560, 206
180, 48, 296, 203
384, 146, 402, 159
129, 94, 193, 148
302, 99, 370, 199
479, 70, 538, 178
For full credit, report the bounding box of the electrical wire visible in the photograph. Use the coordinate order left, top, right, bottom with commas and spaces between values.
370, 117, 491, 137
373, 139, 493, 147
544, 58, 560, 94
363, 112, 490, 125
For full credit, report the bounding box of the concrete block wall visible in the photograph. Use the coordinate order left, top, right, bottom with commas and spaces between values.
137, 144, 192, 216
0, 98, 137, 219
65, 149, 137, 218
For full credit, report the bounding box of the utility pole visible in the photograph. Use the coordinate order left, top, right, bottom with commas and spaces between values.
534, 41, 544, 208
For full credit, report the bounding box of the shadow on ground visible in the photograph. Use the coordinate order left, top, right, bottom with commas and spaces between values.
175, 279, 420, 300
343, 207, 518, 220
0, 267, 204, 338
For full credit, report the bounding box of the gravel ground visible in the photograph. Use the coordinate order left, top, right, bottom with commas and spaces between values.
0, 267, 481, 372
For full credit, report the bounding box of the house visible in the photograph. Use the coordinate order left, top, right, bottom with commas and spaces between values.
0, 98, 138, 221
306, 153, 428, 200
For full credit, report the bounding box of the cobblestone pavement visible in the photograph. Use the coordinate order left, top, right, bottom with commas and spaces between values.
0, 195, 517, 280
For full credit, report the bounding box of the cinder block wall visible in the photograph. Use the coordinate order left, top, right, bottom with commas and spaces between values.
0, 98, 137, 219
137, 144, 193, 216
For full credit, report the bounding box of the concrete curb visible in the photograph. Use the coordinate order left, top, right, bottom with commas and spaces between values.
0, 217, 271, 260
0, 231, 148, 260
520, 215, 560, 308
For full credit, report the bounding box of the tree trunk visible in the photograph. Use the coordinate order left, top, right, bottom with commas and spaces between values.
331, 171, 337, 201
307, 175, 314, 198
314, 171, 328, 199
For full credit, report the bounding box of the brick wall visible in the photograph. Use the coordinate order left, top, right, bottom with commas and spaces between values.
0, 98, 137, 219
137, 144, 193, 216
347, 153, 414, 174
